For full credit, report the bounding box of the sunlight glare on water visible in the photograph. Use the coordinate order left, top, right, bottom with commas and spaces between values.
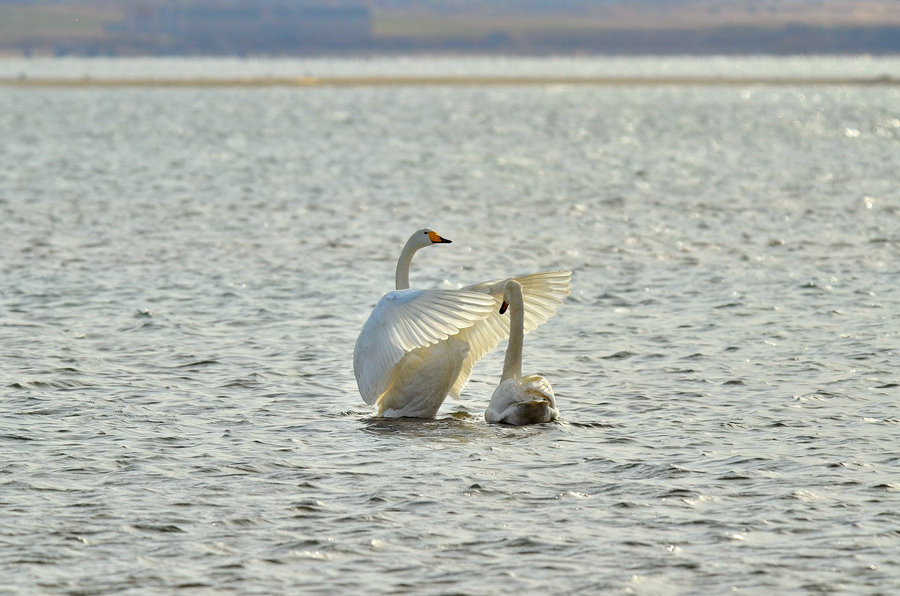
1, 57, 899, 594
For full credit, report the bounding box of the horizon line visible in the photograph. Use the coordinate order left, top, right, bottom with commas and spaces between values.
2, 75, 898, 88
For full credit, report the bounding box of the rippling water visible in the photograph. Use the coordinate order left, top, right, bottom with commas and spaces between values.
2, 57, 899, 594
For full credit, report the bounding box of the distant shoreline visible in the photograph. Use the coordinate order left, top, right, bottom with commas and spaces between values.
2, 75, 898, 88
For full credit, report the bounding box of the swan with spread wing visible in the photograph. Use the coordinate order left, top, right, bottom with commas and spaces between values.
353, 229, 570, 418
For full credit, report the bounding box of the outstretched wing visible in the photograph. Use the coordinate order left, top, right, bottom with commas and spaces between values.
353, 289, 496, 405
448, 270, 571, 399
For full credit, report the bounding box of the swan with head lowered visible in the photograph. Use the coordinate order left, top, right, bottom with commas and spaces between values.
353, 228, 570, 418
485, 280, 559, 425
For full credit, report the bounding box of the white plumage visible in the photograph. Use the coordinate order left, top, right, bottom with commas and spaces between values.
484, 280, 560, 425
486, 376, 558, 425
353, 288, 496, 411
353, 229, 571, 418
447, 270, 571, 400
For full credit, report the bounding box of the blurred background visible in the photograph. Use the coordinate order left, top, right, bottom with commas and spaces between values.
2, 0, 899, 57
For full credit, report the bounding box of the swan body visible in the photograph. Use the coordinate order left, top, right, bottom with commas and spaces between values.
375, 337, 469, 418
354, 288, 493, 418
486, 376, 558, 425
354, 229, 571, 418
485, 280, 559, 425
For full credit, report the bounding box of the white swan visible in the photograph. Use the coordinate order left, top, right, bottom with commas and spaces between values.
354, 228, 571, 418
485, 280, 559, 425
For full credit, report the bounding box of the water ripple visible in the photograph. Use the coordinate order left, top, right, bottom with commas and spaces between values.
2, 57, 899, 595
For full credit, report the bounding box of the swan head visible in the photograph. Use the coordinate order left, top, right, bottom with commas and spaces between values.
498, 279, 522, 315
396, 229, 452, 291
408, 228, 452, 251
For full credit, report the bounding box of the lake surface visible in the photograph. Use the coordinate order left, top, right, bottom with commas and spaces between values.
1, 56, 898, 594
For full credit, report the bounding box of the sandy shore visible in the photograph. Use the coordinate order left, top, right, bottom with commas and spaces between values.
1, 75, 897, 87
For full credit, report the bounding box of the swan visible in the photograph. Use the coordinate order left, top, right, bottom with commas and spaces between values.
485, 280, 559, 425
354, 228, 571, 418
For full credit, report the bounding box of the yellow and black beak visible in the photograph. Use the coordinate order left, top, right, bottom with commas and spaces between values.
427, 230, 452, 244
499, 300, 509, 315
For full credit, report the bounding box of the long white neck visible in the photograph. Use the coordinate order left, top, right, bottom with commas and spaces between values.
501, 283, 524, 382
394, 236, 421, 290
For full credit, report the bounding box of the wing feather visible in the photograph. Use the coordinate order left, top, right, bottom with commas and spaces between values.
448, 270, 572, 399
354, 289, 495, 405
